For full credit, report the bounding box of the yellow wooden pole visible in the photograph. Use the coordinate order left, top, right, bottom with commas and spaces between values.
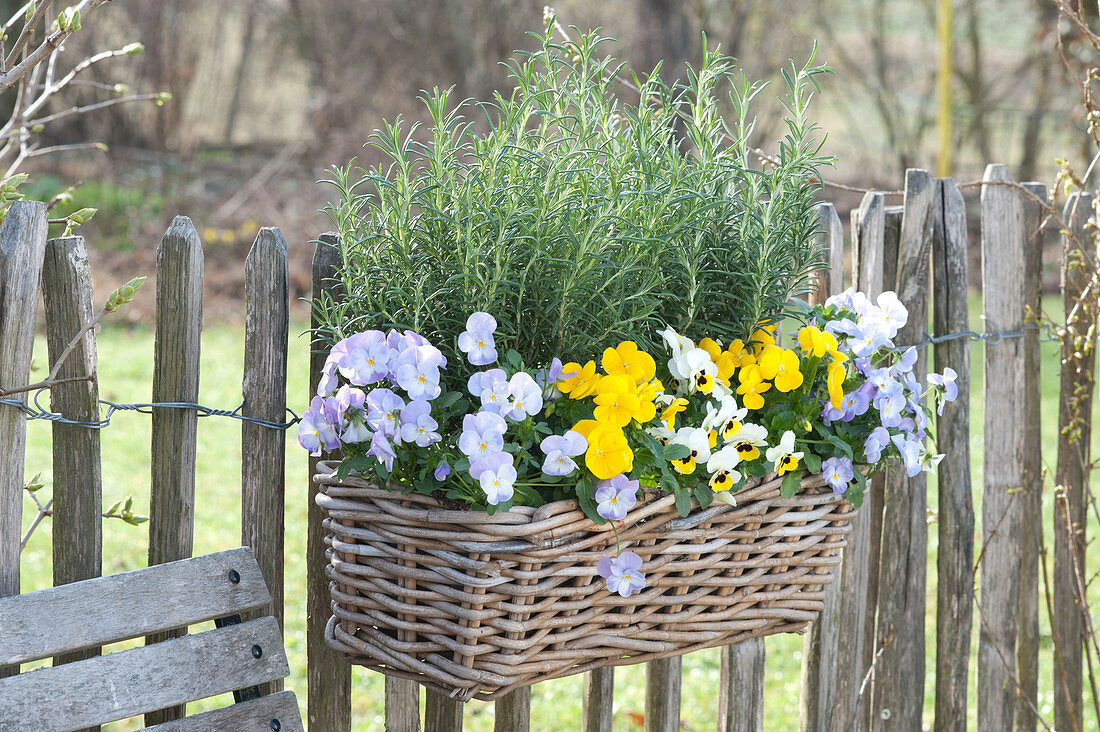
936, 0, 953, 177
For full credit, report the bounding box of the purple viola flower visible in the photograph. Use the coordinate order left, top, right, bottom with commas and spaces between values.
480, 379, 512, 414
891, 432, 924, 477
471, 452, 516, 505
848, 320, 892, 358
458, 411, 507, 460
394, 344, 444, 401
822, 456, 855, 494
458, 312, 498, 366
839, 382, 873, 422
398, 399, 441, 447
367, 430, 396, 472
505, 371, 543, 420
535, 357, 577, 389
895, 346, 918, 372
365, 388, 405, 438
337, 331, 392, 386
297, 395, 342, 456
821, 400, 844, 425
872, 291, 909, 339
595, 474, 639, 521
927, 367, 959, 415
317, 358, 339, 396
596, 552, 646, 598
335, 384, 366, 415
540, 430, 587, 476
825, 288, 874, 318
434, 460, 451, 481
864, 426, 890, 463
468, 368, 507, 398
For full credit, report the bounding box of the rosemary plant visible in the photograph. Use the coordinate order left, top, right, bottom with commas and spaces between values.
316, 26, 833, 392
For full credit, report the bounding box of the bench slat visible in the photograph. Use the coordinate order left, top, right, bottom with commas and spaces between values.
0, 548, 269, 665
145, 690, 303, 732
0, 617, 288, 731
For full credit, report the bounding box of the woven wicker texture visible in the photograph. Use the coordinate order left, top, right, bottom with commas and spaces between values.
314, 460, 854, 701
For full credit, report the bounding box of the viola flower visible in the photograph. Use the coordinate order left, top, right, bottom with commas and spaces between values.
839, 382, 874, 422
797, 326, 839, 358
458, 411, 507, 461
505, 371, 544, 420
365, 388, 405, 438
702, 395, 747, 442
434, 460, 451, 481
847, 320, 892, 358
669, 427, 711, 475
595, 474, 639, 521
826, 288, 874, 318
927, 367, 959, 415
596, 551, 646, 597
367, 430, 396, 472
603, 341, 657, 384
536, 358, 577, 397
822, 456, 855, 494
578, 422, 634, 480
827, 357, 847, 409
705, 444, 743, 492
471, 452, 516, 505
730, 423, 768, 462
338, 331, 393, 385
765, 430, 803, 476
758, 346, 804, 393
297, 395, 342, 456
317, 358, 339, 397
540, 430, 587, 476
558, 360, 601, 399
661, 397, 689, 430
736, 364, 772, 409
871, 291, 909, 339
394, 344, 444, 401
874, 384, 906, 429
671, 347, 717, 395
863, 426, 891, 463
480, 379, 512, 414
657, 326, 694, 361
468, 368, 507, 398
458, 312, 498, 366
646, 422, 674, 446
593, 374, 643, 427
398, 399, 441, 447
747, 324, 778, 355
891, 433, 923, 477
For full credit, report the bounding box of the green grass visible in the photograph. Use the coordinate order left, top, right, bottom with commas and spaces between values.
17, 294, 1100, 731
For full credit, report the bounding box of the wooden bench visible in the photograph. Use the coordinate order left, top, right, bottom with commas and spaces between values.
0, 547, 303, 732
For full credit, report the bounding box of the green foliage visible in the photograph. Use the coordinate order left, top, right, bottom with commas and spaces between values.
317, 26, 833, 391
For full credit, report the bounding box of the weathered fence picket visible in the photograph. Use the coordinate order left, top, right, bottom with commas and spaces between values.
1017, 180, 1047, 731
978, 163, 1029, 731
799, 202, 845, 732
242, 227, 289, 695
582, 666, 614, 732
0, 201, 48, 677
872, 169, 934, 729
1053, 191, 1096, 732
931, 177, 973, 732
145, 215, 204, 726
645, 656, 681, 732
306, 233, 353, 732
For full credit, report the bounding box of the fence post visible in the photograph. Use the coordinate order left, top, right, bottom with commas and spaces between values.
307, 233, 353, 732
145, 215, 204, 726
931, 177, 973, 731
977, 163, 1027, 731
495, 689, 530, 732
425, 692, 462, 732
645, 656, 681, 732
43, 236, 103, 673
831, 191, 884, 731
870, 169, 933, 729
0, 201, 48, 678
799, 202, 845, 732
583, 667, 614, 732
720, 639, 764, 731
242, 227, 289, 695
1053, 191, 1096, 732
1016, 181, 1046, 732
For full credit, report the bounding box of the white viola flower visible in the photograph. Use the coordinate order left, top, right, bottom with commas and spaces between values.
702, 395, 747, 441
668, 426, 712, 475
729, 422, 768, 462
870, 291, 909, 339
765, 430, 804, 476
504, 371, 543, 420
657, 325, 694, 361
705, 444, 743, 492
646, 422, 674, 446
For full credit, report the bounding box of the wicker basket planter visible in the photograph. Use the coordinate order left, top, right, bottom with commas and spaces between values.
315, 459, 855, 701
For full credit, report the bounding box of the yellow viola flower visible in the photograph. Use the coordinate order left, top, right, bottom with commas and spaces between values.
730, 423, 768, 462
736, 365, 771, 410
748, 324, 777, 356
765, 430, 804, 476
693, 371, 716, 395
593, 374, 642, 427
585, 423, 634, 479
827, 360, 846, 409
714, 350, 738, 383
602, 341, 656, 384
558, 360, 601, 399
727, 339, 756, 369
709, 430, 718, 449
633, 378, 662, 423
661, 397, 689, 429
698, 337, 723, 362
797, 326, 838, 358
757, 346, 804, 393
572, 419, 599, 439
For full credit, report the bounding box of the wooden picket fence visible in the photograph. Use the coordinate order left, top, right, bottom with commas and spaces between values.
0, 163, 1095, 730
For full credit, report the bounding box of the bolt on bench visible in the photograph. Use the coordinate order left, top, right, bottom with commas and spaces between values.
0, 547, 302, 731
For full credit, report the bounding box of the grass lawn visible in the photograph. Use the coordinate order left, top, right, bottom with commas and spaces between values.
16, 294, 1100, 731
